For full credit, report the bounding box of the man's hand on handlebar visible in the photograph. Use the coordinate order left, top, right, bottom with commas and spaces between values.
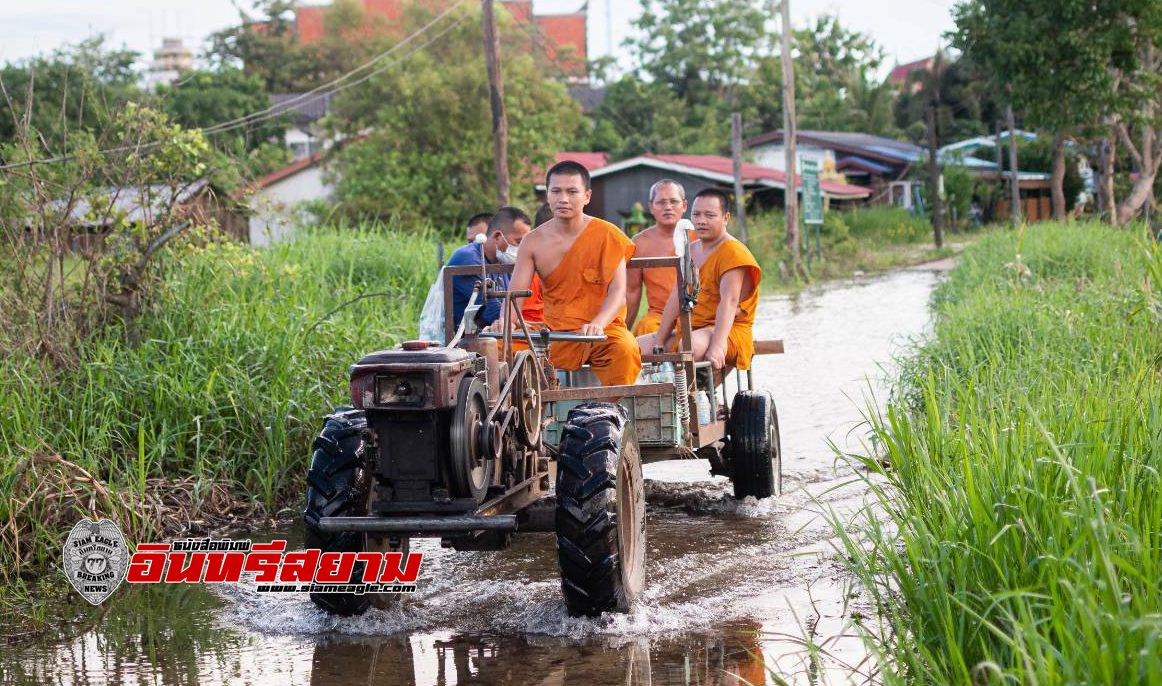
577, 322, 604, 336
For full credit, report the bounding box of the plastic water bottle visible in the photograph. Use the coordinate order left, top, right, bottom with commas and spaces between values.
696, 391, 712, 425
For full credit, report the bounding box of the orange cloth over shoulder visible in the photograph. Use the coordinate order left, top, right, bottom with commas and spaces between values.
542, 217, 641, 386
691, 238, 762, 370
521, 274, 544, 324
632, 229, 695, 336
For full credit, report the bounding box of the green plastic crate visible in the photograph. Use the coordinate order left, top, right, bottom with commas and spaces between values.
543, 369, 682, 447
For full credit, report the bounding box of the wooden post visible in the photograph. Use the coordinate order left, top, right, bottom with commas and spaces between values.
926, 104, 943, 248
482, 0, 510, 206
1006, 104, 1021, 226
731, 112, 749, 244
777, 0, 803, 278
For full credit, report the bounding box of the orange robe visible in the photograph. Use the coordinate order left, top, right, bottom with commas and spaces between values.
522, 275, 544, 324
690, 238, 762, 370
542, 218, 642, 386
510, 275, 543, 353
632, 230, 694, 336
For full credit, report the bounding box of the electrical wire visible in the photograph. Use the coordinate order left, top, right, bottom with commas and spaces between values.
0, 0, 470, 171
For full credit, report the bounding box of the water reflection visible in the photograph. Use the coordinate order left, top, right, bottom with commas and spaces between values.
305, 622, 767, 686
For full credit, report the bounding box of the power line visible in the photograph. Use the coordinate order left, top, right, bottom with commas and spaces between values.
203, 0, 468, 134
0, 0, 470, 171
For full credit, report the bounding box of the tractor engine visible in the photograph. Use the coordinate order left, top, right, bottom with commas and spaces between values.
349, 345, 494, 514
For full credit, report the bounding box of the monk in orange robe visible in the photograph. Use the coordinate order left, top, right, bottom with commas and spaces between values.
638, 188, 761, 371
507, 161, 642, 386
626, 179, 693, 336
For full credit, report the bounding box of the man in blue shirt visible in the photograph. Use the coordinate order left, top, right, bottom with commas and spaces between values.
447, 206, 532, 329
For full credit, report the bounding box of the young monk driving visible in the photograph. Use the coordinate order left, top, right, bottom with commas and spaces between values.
504, 161, 642, 386
637, 188, 761, 373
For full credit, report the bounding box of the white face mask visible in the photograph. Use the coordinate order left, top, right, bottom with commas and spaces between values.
496, 240, 518, 264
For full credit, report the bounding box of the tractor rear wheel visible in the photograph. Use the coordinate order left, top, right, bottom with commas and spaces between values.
554, 402, 645, 617
727, 391, 782, 499
303, 407, 406, 615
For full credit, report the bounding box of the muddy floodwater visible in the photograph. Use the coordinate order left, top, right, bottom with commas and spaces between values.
7, 266, 944, 686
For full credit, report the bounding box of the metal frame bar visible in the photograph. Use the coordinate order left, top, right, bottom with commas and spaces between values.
542, 382, 675, 402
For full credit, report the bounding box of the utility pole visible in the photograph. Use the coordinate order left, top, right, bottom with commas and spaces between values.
777, 0, 803, 278
1006, 104, 1021, 226
482, 0, 510, 206
731, 112, 749, 244
926, 104, 943, 248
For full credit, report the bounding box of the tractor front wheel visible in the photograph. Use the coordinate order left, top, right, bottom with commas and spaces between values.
554, 402, 646, 617
303, 407, 406, 615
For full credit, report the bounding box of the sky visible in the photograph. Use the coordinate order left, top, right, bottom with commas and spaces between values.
0, 0, 958, 72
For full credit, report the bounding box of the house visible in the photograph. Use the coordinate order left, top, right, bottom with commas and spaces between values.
292, 0, 589, 79
270, 92, 334, 160
55, 180, 247, 250
243, 151, 335, 246
537, 153, 871, 226
938, 131, 1057, 222
745, 130, 924, 208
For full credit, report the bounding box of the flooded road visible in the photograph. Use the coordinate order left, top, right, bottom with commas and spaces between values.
7, 267, 944, 686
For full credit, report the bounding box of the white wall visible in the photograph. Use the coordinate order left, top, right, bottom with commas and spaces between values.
752, 143, 829, 173
247, 164, 332, 247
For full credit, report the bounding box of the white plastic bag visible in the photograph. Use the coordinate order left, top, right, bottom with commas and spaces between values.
674, 218, 694, 257
418, 268, 446, 343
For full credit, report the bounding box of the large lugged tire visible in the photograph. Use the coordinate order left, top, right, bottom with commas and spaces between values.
728, 391, 782, 499
554, 402, 646, 617
303, 407, 373, 616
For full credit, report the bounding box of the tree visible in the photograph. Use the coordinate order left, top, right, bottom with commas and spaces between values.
1, 103, 221, 362
204, 0, 308, 93
0, 37, 140, 154
157, 68, 290, 180
328, 5, 583, 230
585, 76, 728, 158
894, 52, 994, 147
789, 17, 898, 136
951, 0, 1148, 221
627, 0, 771, 109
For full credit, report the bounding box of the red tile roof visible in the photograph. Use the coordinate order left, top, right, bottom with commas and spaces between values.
503, 0, 533, 23
889, 57, 935, 84
556, 151, 609, 171
295, 6, 327, 44
292, 0, 587, 78
242, 150, 327, 197
534, 13, 587, 74
593, 154, 872, 199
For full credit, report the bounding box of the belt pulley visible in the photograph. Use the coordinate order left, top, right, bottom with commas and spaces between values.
450, 375, 491, 503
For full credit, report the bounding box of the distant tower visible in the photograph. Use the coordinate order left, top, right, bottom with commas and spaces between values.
145, 37, 193, 90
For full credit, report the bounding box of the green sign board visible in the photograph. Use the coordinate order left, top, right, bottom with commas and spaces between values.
801, 158, 823, 225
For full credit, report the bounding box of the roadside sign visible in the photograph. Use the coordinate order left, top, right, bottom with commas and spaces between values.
801, 158, 823, 225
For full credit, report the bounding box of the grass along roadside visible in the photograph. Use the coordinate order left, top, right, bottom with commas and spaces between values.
1, 227, 438, 585
836, 222, 1162, 683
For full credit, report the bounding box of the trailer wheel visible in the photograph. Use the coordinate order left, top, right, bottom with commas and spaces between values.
728, 391, 782, 499
554, 402, 645, 617
303, 407, 404, 616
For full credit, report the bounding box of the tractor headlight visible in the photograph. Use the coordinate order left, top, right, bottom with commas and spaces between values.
374, 373, 429, 406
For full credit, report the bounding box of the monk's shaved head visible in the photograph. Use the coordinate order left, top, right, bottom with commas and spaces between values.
693, 188, 730, 214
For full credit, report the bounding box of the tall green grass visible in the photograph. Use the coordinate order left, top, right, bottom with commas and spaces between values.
0, 226, 439, 575
839, 223, 1162, 684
